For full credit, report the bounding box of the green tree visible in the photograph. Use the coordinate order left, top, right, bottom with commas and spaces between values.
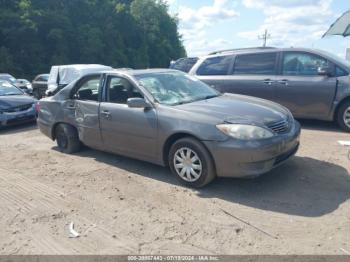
0, 0, 186, 79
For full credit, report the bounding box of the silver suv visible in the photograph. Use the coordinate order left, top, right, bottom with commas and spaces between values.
189, 47, 350, 132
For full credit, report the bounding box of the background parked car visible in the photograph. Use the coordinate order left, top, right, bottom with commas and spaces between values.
169, 57, 198, 73
15, 79, 33, 95
46, 64, 112, 97
32, 74, 49, 99
37, 69, 300, 188
0, 73, 16, 85
0, 80, 37, 128
189, 47, 350, 132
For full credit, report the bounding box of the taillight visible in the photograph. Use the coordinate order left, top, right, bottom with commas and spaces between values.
35, 103, 41, 113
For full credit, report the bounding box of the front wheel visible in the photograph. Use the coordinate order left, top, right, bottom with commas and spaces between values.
169, 137, 216, 188
55, 124, 81, 154
337, 101, 350, 132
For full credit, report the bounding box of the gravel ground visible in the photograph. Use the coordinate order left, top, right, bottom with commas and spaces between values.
0, 120, 349, 255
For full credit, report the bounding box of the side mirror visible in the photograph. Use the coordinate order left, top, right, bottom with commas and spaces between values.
318, 66, 332, 77
127, 98, 151, 109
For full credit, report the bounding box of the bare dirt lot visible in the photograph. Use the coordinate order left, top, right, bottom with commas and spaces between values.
0, 121, 349, 255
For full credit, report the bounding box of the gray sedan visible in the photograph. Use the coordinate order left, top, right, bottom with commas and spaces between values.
37, 69, 300, 187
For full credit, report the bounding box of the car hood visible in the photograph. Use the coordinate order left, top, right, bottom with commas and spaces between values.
174, 94, 290, 126
0, 95, 37, 110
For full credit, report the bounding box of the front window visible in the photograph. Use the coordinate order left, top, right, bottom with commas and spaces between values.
106, 76, 143, 104
233, 53, 277, 75
136, 72, 220, 106
282, 52, 328, 76
0, 81, 24, 96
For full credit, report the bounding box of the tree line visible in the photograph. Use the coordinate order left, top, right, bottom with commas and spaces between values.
0, 0, 186, 79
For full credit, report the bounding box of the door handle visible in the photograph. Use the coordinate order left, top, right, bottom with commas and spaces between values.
263, 79, 274, 85
101, 110, 111, 118
277, 80, 289, 86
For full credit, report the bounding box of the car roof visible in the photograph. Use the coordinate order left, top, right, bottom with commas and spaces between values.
204, 47, 339, 58
102, 68, 181, 76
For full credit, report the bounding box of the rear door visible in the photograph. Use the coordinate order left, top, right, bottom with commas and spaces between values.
227, 52, 278, 101
194, 52, 278, 102
194, 55, 234, 92
99, 75, 158, 161
274, 51, 337, 118
65, 75, 103, 149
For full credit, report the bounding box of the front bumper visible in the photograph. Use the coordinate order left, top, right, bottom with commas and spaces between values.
0, 106, 37, 127
204, 120, 301, 178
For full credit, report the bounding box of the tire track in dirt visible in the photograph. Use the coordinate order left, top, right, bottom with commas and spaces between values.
0, 167, 136, 254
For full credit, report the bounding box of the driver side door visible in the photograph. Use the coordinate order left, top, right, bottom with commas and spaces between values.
99, 75, 158, 162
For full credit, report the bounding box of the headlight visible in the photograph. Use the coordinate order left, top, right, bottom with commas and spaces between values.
216, 124, 274, 140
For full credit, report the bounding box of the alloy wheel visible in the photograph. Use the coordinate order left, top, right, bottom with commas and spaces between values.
173, 147, 202, 182
343, 106, 350, 128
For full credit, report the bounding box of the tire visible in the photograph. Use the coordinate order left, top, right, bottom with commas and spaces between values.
169, 137, 216, 188
55, 124, 81, 154
337, 100, 350, 132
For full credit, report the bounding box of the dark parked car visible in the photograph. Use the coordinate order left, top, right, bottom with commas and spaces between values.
15, 79, 33, 95
37, 69, 300, 187
32, 74, 49, 99
0, 80, 37, 128
0, 73, 16, 84
169, 57, 198, 73
189, 47, 350, 131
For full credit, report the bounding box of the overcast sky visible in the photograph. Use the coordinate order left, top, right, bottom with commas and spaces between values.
166, 0, 350, 58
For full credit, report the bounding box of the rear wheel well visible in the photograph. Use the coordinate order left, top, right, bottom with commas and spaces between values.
162, 133, 206, 166
335, 97, 350, 120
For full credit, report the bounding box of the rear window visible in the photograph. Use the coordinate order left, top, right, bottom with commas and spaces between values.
233, 53, 277, 75
37, 75, 48, 81
196, 55, 232, 76
170, 58, 198, 73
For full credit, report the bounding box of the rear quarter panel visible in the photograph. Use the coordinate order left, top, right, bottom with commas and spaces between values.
37, 98, 72, 139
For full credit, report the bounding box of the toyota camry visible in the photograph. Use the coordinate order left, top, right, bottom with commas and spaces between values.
37, 69, 300, 187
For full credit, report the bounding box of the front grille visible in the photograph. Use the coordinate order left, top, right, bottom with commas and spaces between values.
4, 104, 33, 113
6, 115, 36, 125
267, 119, 290, 134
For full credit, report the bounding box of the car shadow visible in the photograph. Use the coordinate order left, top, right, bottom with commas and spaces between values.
0, 122, 37, 135
298, 119, 342, 133
66, 148, 350, 218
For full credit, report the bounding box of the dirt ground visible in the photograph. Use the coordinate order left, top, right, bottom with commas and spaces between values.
0, 120, 349, 255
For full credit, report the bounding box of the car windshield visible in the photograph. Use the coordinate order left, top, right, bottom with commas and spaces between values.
0, 81, 24, 96
136, 72, 221, 106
